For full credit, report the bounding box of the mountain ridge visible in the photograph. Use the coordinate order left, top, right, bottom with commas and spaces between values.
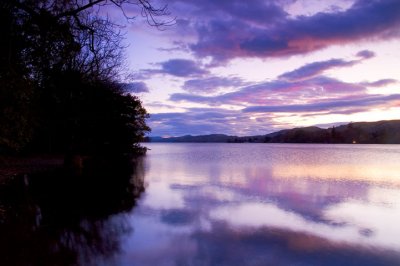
145, 119, 400, 144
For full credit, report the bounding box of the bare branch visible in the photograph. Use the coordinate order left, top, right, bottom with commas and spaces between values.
56, 0, 105, 18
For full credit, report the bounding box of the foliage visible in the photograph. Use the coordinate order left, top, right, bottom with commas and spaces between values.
0, 0, 167, 154
29, 70, 150, 154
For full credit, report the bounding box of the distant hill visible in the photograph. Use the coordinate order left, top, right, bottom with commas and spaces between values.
146, 120, 400, 144
146, 134, 236, 143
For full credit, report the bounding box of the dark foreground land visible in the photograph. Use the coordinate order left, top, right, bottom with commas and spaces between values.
0, 155, 145, 265
0, 155, 64, 183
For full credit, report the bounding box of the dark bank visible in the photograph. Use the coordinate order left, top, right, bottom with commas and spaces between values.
0, 155, 145, 266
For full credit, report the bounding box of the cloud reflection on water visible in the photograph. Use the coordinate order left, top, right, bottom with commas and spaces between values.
122, 143, 400, 265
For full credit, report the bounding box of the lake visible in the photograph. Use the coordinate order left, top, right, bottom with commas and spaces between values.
2, 143, 400, 265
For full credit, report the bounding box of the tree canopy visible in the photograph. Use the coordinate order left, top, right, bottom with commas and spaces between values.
0, 0, 168, 154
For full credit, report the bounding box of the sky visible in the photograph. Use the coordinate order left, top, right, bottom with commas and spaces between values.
111, 0, 400, 137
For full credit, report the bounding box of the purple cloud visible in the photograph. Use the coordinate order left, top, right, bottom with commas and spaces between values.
160, 59, 208, 77
146, 102, 179, 110
356, 50, 376, 59
278, 50, 376, 82
360, 79, 398, 87
184, 0, 400, 62
121, 82, 150, 93
183, 76, 249, 94
170, 0, 288, 25
150, 92, 400, 136
165, 49, 398, 136
148, 108, 277, 136
171, 76, 366, 106
278, 58, 357, 81
137, 59, 208, 78
243, 94, 400, 113
170, 93, 213, 104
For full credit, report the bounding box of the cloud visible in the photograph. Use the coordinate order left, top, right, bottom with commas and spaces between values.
146, 102, 181, 110
163, 49, 398, 135
356, 50, 376, 59
160, 209, 196, 226
121, 82, 150, 93
170, 93, 213, 104
148, 108, 276, 136
185, 0, 400, 62
183, 76, 249, 94
170, 0, 288, 25
137, 59, 208, 78
171, 76, 366, 106
278, 58, 357, 81
360, 79, 398, 87
278, 49, 376, 83
160, 59, 208, 77
121, 1, 400, 137
243, 94, 400, 113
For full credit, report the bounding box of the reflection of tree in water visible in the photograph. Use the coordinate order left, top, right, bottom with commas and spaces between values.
0, 156, 145, 265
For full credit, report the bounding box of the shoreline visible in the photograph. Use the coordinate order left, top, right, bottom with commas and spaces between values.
0, 155, 64, 184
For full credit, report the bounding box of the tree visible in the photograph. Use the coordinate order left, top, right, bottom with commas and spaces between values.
0, 0, 169, 154
0, 1, 37, 153
11, 0, 173, 81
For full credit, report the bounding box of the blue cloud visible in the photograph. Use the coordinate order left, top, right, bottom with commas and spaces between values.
136, 59, 208, 78
170, 76, 366, 106
160, 59, 208, 77
278, 58, 358, 81
277, 50, 376, 82
184, 0, 400, 62
148, 108, 276, 136
183, 76, 249, 93
121, 82, 150, 93
243, 94, 400, 113
356, 50, 376, 59
360, 79, 398, 87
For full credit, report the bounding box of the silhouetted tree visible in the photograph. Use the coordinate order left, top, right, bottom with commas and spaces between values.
30, 70, 150, 154
1, 0, 170, 153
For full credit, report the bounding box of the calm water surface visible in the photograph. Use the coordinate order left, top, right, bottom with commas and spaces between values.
113, 143, 400, 265
3, 143, 400, 265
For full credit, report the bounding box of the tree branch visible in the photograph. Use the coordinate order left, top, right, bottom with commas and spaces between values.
56, 0, 105, 18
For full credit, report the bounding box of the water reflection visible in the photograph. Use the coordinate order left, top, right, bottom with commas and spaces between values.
2, 144, 400, 265
0, 156, 145, 266
123, 143, 400, 266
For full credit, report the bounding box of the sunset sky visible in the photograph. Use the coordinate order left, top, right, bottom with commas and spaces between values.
114, 0, 400, 136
